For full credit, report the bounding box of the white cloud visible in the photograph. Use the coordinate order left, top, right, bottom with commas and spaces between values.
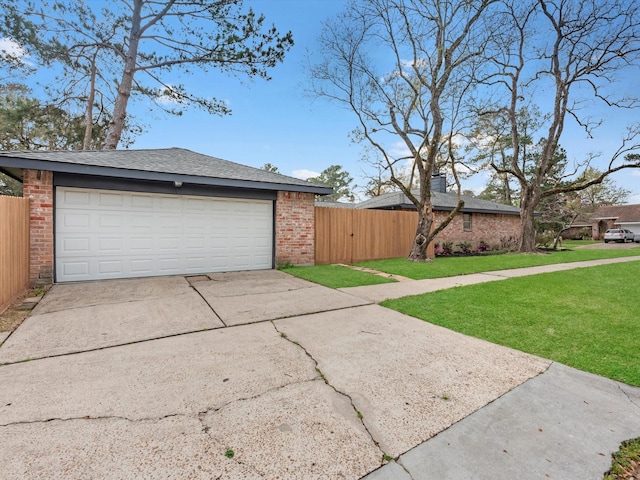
155, 85, 185, 106
292, 169, 320, 180
0, 37, 28, 63
628, 193, 640, 204
389, 142, 411, 159
630, 170, 640, 177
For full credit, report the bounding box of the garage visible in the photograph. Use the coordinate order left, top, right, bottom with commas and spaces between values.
0, 148, 331, 285
55, 187, 273, 282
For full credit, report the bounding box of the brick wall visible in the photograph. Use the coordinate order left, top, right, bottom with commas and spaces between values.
22, 169, 54, 285
434, 211, 521, 250
275, 191, 315, 266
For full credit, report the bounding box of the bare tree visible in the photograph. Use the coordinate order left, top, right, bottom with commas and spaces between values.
1, 0, 293, 150
481, 0, 640, 252
310, 0, 496, 261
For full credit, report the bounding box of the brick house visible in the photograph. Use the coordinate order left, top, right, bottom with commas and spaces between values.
0, 148, 331, 284
586, 204, 640, 240
357, 188, 521, 250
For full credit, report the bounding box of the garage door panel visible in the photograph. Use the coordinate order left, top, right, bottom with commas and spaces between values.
98, 192, 123, 207
98, 214, 122, 228
131, 215, 154, 229
98, 237, 122, 251
97, 259, 123, 275
129, 259, 154, 274
62, 261, 90, 277
61, 212, 91, 228
56, 188, 273, 282
60, 189, 91, 206
130, 194, 154, 208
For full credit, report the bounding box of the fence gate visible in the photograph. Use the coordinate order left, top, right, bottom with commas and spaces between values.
315, 207, 429, 264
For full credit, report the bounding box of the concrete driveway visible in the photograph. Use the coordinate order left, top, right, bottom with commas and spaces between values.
0, 267, 637, 479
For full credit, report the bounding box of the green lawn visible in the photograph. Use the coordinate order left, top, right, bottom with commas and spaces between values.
284, 247, 640, 289
357, 247, 640, 280
381, 262, 640, 386
561, 239, 600, 247
280, 264, 395, 289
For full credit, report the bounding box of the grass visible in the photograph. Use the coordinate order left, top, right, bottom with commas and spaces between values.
356, 247, 640, 280
381, 262, 640, 386
604, 437, 640, 479
281, 264, 396, 289
561, 239, 600, 247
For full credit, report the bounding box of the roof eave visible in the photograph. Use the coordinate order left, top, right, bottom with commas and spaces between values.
364, 202, 521, 216
0, 157, 332, 195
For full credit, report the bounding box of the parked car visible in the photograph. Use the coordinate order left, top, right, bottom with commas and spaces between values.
635, 233, 640, 243
604, 228, 635, 243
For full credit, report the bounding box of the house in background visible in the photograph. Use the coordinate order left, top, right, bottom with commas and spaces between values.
588, 204, 640, 239
356, 187, 522, 250
0, 148, 331, 284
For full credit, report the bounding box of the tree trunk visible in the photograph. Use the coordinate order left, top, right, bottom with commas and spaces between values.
519, 209, 537, 252
518, 187, 538, 253
103, 0, 142, 150
408, 203, 434, 262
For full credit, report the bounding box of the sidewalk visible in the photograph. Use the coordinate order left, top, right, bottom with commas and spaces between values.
348, 255, 640, 480
339, 256, 640, 303
363, 363, 640, 480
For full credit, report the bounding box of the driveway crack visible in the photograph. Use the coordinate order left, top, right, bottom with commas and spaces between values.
189, 284, 226, 327
0, 412, 185, 428
617, 383, 640, 410
270, 321, 390, 464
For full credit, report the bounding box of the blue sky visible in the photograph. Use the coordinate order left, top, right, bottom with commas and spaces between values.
132, 0, 358, 182
5, 0, 639, 203
129, 0, 640, 203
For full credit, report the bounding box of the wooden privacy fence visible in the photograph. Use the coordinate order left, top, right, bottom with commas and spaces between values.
0, 196, 30, 313
315, 206, 433, 264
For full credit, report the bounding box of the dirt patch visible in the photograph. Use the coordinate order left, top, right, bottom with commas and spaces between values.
0, 286, 49, 334
0, 308, 29, 333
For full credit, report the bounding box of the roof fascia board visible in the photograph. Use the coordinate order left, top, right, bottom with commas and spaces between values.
0, 157, 332, 195
0, 166, 23, 182
383, 203, 521, 216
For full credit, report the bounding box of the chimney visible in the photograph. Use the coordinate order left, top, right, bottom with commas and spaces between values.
431, 172, 446, 193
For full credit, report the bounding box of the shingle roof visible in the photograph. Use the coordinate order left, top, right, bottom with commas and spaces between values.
0, 148, 332, 195
315, 201, 357, 209
356, 189, 521, 215
590, 204, 640, 223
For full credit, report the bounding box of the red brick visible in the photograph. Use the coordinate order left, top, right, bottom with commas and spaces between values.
23, 169, 54, 285
274, 191, 315, 266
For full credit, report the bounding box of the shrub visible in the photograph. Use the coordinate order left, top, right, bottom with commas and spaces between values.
571, 227, 591, 240
500, 235, 519, 250
441, 241, 454, 255
477, 240, 491, 252
434, 243, 442, 256
456, 241, 473, 254
535, 231, 555, 248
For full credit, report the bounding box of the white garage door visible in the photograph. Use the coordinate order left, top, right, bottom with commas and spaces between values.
55, 187, 273, 282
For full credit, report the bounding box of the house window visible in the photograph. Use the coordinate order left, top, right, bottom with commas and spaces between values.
463, 213, 472, 231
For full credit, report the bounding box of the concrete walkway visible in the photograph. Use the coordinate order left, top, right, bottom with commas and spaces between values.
340, 256, 640, 302
352, 255, 640, 480
364, 363, 640, 480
